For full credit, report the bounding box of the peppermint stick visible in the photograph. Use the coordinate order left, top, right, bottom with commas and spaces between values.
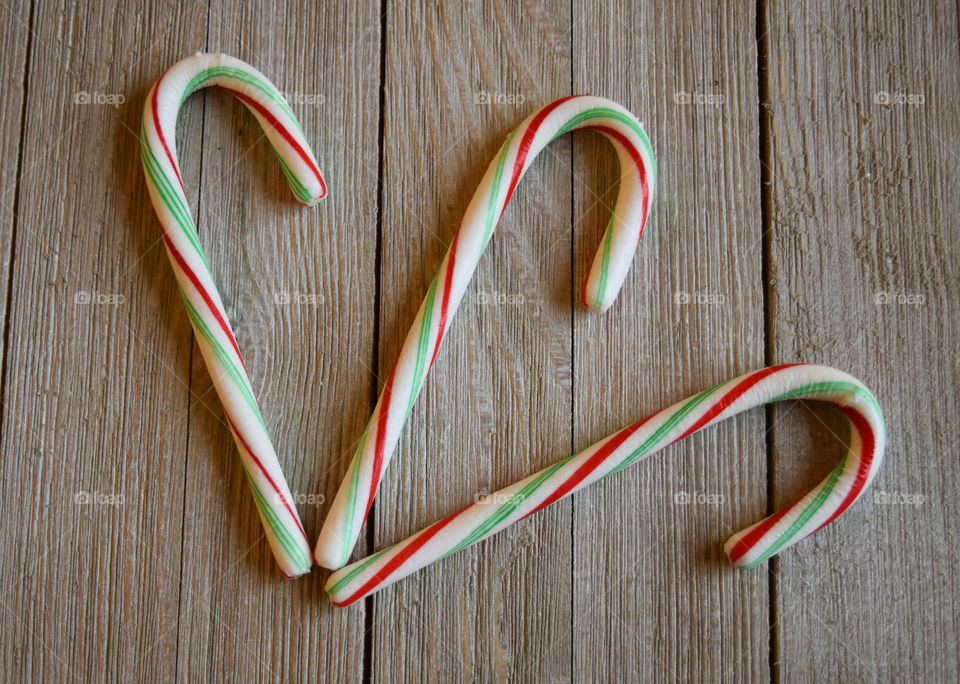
141, 53, 325, 577
326, 364, 885, 605
315, 96, 656, 568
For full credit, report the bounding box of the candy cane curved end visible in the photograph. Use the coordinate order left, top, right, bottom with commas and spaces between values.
315, 95, 656, 569
141, 53, 324, 577
146, 52, 326, 206
324, 364, 885, 606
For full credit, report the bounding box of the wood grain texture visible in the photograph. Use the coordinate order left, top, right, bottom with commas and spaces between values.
371, 1, 575, 681
764, 0, 960, 679
0, 0, 207, 680
571, 1, 769, 681
172, 2, 379, 681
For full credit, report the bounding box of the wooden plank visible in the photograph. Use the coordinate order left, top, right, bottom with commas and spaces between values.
371, 2, 574, 680
172, 3, 380, 681
571, 2, 769, 680
764, 0, 960, 678
0, 0, 28, 377
0, 1, 207, 680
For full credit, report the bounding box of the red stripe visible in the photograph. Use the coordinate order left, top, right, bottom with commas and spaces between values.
522, 414, 659, 520
676, 364, 801, 442
365, 363, 400, 518
679, 365, 796, 564
429, 228, 461, 369
500, 95, 580, 212
157, 221, 246, 367
225, 413, 308, 540
222, 86, 327, 198
813, 406, 876, 529
330, 504, 472, 607
587, 124, 650, 249
523, 366, 794, 523
150, 77, 185, 193
726, 506, 794, 563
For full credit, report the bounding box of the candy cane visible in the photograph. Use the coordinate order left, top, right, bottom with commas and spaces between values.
140, 53, 325, 577
315, 96, 656, 569
325, 364, 884, 605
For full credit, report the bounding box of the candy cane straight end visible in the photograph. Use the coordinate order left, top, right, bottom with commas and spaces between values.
323, 364, 884, 605
314, 530, 347, 569
142, 53, 323, 577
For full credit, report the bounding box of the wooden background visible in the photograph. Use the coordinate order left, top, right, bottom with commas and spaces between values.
0, 0, 956, 680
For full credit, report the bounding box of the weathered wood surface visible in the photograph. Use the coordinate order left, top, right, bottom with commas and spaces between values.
571, 2, 769, 681
0, 0, 956, 681
764, 0, 960, 680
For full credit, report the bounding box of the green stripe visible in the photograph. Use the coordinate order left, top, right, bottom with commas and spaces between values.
769, 381, 883, 427
244, 466, 310, 570
173, 66, 315, 201
447, 457, 572, 556
482, 129, 518, 248
178, 285, 267, 433
553, 107, 656, 180
274, 148, 312, 202
246, 468, 302, 561
609, 382, 726, 476
327, 544, 395, 595
406, 276, 441, 416
179, 66, 304, 136
740, 446, 851, 569
140, 121, 193, 230
593, 215, 616, 309
341, 424, 372, 562
738, 381, 881, 567
140, 123, 211, 271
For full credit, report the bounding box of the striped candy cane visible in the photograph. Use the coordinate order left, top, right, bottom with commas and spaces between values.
315, 96, 656, 569
326, 364, 885, 605
141, 53, 325, 577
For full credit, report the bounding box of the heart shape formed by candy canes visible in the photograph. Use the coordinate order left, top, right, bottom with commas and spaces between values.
139, 55, 886, 591
140, 53, 325, 577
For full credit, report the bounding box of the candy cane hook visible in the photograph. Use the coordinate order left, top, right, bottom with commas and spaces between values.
141, 53, 325, 577
326, 364, 885, 605
316, 96, 656, 568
